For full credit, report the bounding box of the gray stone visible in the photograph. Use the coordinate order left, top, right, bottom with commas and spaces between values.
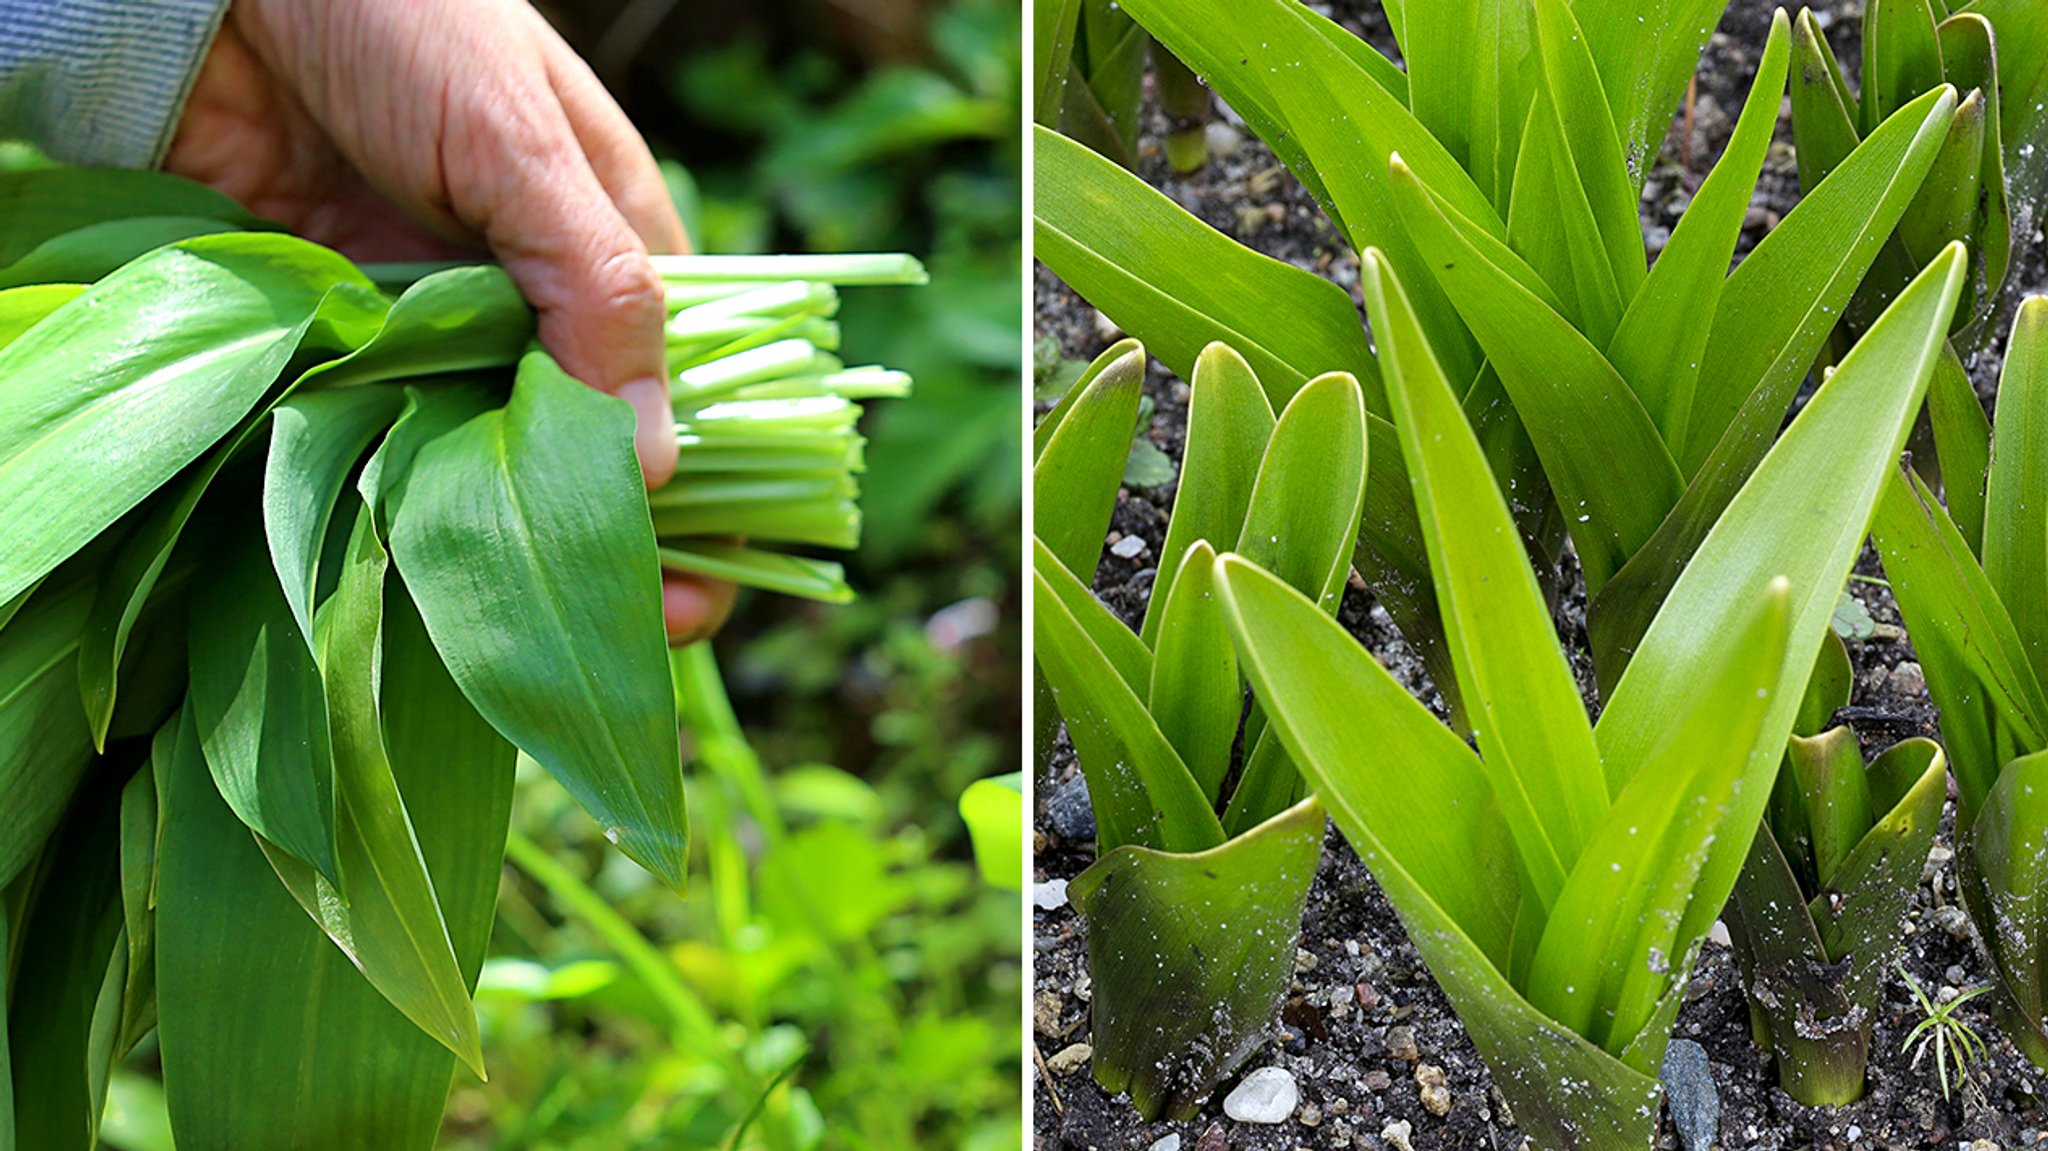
1148, 1136, 1181, 1151
1045, 774, 1095, 840
1222, 1066, 1298, 1124
1660, 1039, 1719, 1151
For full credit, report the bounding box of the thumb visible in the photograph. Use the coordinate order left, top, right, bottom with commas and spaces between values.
466, 133, 678, 487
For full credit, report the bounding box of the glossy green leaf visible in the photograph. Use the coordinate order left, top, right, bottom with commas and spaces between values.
1928, 343, 1993, 551
1139, 344, 1275, 646
1530, 0, 1645, 309
1984, 298, 2048, 682
1866, 0, 1948, 134
1568, 0, 1726, 182
1787, 727, 1876, 890
1964, 0, 2048, 244
0, 234, 384, 607
1031, 338, 1142, 581
1935, 12, 2011, 330
7, 771, 122, 1151
1234, 371, 1368, 615
1032, 550, 1219, 854
1146, 541, 1238, 804
1594, 244, 1967, 967
1608, 10, 1791, 448
185, 525, 340, 888
1389, 163, 1683, 594
0, 284, 83, 349
0, 169, 262, 265
958, 774, 1023, 890
1033, 0, 1081, 122
1033, 128, 1379, 406
657, 541, 854, 604
1033, 536, 1149, 696
1401, 0, 1534, 208
116, 744, 162, 1060
1360, 249, 1605, 906
263, 385, 409, 643
0, 574, 95, 889
0, 217, 245, 291
1789, 9, 1866, 195
1959, 750, 2048, 1062
1874, 465, 2048, 818
0, 900, 11, 1151
1071, 798, 1323, 1121
388, 351, 684, 887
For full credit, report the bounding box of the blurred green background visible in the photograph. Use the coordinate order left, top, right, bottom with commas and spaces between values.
96, 0, 1024, 1148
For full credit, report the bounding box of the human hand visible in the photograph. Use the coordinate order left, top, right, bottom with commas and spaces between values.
166, 0, 737, 644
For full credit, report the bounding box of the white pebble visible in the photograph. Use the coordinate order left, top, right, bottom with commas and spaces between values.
1033, 879, 1069, 911
1222, 1066, 1298, 1124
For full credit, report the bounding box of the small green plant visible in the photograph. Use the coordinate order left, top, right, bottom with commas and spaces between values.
1207, 244, 1961, 1150
0, 167, 920, 1150
1033, 339, 1365, 1117
1724, 632, 1947, 1105
1035, 2, 1965, 725
1871, 297, 2048, 1069
1899, 965, 1992, 1102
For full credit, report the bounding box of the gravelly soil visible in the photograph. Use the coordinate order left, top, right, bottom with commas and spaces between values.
1033, 0, 2048, 1148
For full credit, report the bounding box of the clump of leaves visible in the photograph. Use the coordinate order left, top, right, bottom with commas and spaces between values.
1899, 965, 1992, 1101
1871, 297, 2048, 1069
0, 167, 919, 1150
1211, 245, 1962, 1149
1035, 2, 1962, 724
1724, 632, 1947, 1105
1033, 339, 1366, 1117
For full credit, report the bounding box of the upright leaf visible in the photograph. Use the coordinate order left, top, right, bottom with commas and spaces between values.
1032, 339, 1143, 581
1234, 372, 1368, 615
1146, 542, 1239, 804
388, 351, 684, 887
1983, 298, 2048, 684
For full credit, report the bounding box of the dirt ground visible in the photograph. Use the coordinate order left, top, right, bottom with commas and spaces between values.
1032, 1, 2048, 1148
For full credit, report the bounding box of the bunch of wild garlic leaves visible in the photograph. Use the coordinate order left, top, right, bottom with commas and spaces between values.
0, 166, 920, 1151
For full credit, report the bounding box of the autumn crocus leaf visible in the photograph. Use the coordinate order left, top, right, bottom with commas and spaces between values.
1983, 298, 2048, 683
1530, 0, 1645, 308
1032, 339, 1143, 581
1146, 541, 1239, 804
0, 233, 384, 607
389, 350, 684, 887
1234, 371, 1368, 615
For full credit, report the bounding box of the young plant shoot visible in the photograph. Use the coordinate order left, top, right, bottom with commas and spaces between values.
1871, 296, 2048, 1070
1724, 631, 1947, 1105
1211, 245, 1962, 1149
0, 167, 920, 1150
1034, 340, 1365, 1118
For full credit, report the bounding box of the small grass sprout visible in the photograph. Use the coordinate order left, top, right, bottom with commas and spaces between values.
1899, 965, 1991, 1102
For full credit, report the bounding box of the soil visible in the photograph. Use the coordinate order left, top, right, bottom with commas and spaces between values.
1033, 1, 2048, 1148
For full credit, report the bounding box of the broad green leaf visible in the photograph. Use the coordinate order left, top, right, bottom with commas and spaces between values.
1361, 249, 1605, 906
1388, 166, 1683, 594
1215, 554, 1661, 1147
186, 526, 340, 888
1032, 556, 1220, 854
263, 385, 409, 644
1219, 724, 1300, 837
0, 901, 11, 1151
1031, 338, 1142, 581
1960, 750, 2048, 1061
1866, 0, 1948, 134
7, 772, 123, 1151
0, 574, 95, 889
1874, 465, 2048, 817
1984, 298, 2048, 683
1787, 728, 1876, 893
958, 774, 1023, 890
1529, 580, 1788, 1050
1594, 244, 1966, 971
1568, 0, 1727, 183
1592, 96, 1960, 677
1813, 739, 1946, 990
158, 584, 513, 1150
1530, 0, 1646, 308
1935, 13, 2011, 330
1234, 371, 1368, 615
1683, 85, 1956, 474
0, 169, 262, 265
1899, 89, 1988, 276
0, 233, 384, 607
0, 217, 244, 291
1402, 0, 1535, 208
1033, 0, 1081, 122
300, 265, 531, 391
1139, 344, 1275, 647
0, 284, 83, 348
1033, 536, 1150, 696
257, 507, 481, 1072
1789, 9, 1867, 195
388, 351, 684, 887
1509, 94, 1627, 347
1147, 542, 1239, 805
1928, 343, 1993, 551
1608, 11, 1791, 448
1963, 0, 2048, 240
355, 379, 501, 528
1071, 798, 1323, 1120
1033, 128, 1380, 407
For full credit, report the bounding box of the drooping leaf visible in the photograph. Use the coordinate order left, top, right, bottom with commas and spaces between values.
263, 385, 409, 644
0, 574, 96, 889
1071, 798, 1323, 1121
388, 351, 684, 887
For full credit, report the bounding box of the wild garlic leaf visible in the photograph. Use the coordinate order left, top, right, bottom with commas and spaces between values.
263, 386, 409, 645
0, 233, 384, 607
0, 169, 262, 266
389, 351, 685, 888
0, 574, 96, 890
0, 284, 83, 349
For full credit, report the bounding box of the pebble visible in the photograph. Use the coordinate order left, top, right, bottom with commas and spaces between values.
1091, 309, 1123, 343
1204, 121, 1242, 158
1931, 905, 1973, 942
1299, 1102, 1322, 1127
1148, 1136, 1181, 1151
1924, 844, 1954, 885
1045, 1043, 1092, 1074
1890, 660, 1927, 697
1385, 1025, 1419, 1061
1660, 1039, 1719, 1151
1355, 982, 1380, 1010
1193, 1123, 1226, 1151
1223, 1066, 1299, 1124
1381, 1119, 1416, 1151
1045, 774, 1095, 840
1970, 1142, 2001, 1151
1110, 534, 1148, 560
1415, 1064, 1451, 1117
1362, 1068, 1392, 1092
1033, 879, 1070, 911
1033, 989, 1062, 1036
1707, 919, 1732, 948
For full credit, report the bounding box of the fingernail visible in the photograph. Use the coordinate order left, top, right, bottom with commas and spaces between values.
618, 375, 678, 489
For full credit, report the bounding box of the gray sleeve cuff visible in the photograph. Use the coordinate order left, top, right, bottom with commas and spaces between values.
0, 0, 232, 169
